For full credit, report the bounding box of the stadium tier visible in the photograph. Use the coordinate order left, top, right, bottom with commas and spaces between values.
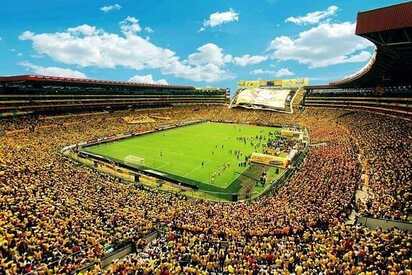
303, 2, 412, 117
0, 75, 229, 117
1, 106, 411, 273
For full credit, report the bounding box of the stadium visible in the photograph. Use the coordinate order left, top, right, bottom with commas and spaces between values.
0, 2, 411, 274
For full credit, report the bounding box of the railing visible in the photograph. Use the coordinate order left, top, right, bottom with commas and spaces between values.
74, 229, 159, 274
304, 95, 412, 118
357, 216, 412, 231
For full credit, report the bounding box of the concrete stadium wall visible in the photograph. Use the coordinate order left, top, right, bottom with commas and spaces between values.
357, 216, 412, 231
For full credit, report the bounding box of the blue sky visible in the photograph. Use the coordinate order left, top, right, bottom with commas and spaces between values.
0, 0, 405, 92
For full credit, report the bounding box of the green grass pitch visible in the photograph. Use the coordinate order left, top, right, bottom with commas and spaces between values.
84, 122, 280, 194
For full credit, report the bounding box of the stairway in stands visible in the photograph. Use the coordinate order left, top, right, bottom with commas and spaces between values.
290, 88, 305, 113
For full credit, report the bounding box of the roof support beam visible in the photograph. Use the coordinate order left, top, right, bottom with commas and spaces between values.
377, 32, 386, 44
404, 29, 411, 42
384, 41, 412, 47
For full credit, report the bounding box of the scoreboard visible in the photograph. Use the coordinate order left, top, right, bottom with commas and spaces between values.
238, 78, 309, 89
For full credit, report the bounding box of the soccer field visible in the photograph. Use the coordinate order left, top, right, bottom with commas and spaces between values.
83, 122, 280, 195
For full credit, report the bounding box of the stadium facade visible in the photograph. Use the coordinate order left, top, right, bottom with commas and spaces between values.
303, 2, 412, 118
0, 75, 229, 117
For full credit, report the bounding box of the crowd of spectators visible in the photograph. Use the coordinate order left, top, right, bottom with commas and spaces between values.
103, 225, 411, 274
337, 112, 411, 221
0, 106, 410, 273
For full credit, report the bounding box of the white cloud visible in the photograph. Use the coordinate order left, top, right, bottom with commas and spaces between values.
188, 43, 232, 66
251, 69, 272, 75
186, 45, 266, 68
274, 68, 294, 77
170, 43, 235, 82
120, 16, 142, 34
19, 20, 234, 82
268, 22, 374, 68
232, 55, 267, 66
286, 6, 338, 25
67, 25, 98, 36
170, 62, 234, 82
342, 50, 371, 63
19, 61, 87, 78
186, 44, 266, 67
251, 67, 294, 77
100, 4, 122, 13
200, 9, 239, 31
128, 74, 168, 85
144, 27, 154, 33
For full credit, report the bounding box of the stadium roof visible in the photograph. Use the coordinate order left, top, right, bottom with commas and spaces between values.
308, 2, 412, 89
356, 2, 412, 35
0, 74, 195, 90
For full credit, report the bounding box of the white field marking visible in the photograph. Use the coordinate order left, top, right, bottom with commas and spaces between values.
175, 131, 262, 184
117, 126, 272, 184
182, 160, 210, 177
125, 143, 189, 159
125, 143, 211, 176
152, 159, 171, 171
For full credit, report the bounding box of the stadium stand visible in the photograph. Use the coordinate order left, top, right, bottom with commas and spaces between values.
0, 75, 229, 117
0, 106, 411, 273
290, 87, 305, 113
303, 2, 412, 118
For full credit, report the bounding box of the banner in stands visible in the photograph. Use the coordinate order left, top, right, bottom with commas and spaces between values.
238, 78, 309, 89
250, 153, 288, 168
280, 129, 302, 139
234, 88, 290, 110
